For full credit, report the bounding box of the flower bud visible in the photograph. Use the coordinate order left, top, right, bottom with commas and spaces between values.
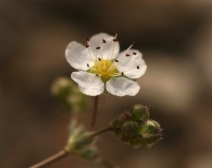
129, 136, 143, 148
121, 111, 131, 121
121, 121, 139, 138
110, 105, 162, 149
77, 147, 98, 161
64, 120, 97, 160
130, 104, 150, 123
139, 120, 162, 147
51, 77, 88, 113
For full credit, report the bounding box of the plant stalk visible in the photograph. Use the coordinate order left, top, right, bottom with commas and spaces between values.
29, 150, 68, 168
90, 96, 99, 130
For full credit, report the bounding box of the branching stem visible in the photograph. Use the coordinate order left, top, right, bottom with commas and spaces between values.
90, 126, 113, 137
29, 126, 113, 168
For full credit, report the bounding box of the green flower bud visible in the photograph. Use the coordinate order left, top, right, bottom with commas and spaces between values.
139, 120, 162, 147
110, 116, 124, 136
129, 136, 143, 148
130, 104, 150, 123
51, 77, 89, 113
121, 111, 131, 121
77, 147, 97, 161
65, 133, 93, 151
121, 121, 139, 138
64, 120, 96, 160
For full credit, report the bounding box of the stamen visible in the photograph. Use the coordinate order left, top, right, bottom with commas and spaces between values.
86, 46, 95, 63
115, 59, 119, 62
109, 39, 118, 60
87, 63, 90, 67
100, 43, 104, 59
96, 49, 102, 70
85, 38, 96, 62
110, 65, 140, 77
127, 42, 135, 50
90, 67, 97, 71
115, 31, 118, 38
95, 46, 101, 61
109, 72, 123, 77
96, 74, 99, 77
122, 67, 139, 73
133, 52, 137, 55
116, 42, 135, 60
98, 29, 102, 33
106, 62, 115, 72
107, 31, 119, 60
110, 74, 120, 77
98, 32, 105, 59
114, 53, 129, 65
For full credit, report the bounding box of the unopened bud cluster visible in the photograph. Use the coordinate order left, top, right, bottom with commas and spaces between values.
51, 77, 88, 113
110, 104, 162, 148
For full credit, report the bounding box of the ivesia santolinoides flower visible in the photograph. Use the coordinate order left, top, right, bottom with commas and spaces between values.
65, 31, 147, 96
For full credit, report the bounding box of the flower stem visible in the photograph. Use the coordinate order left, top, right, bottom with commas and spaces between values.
29, 150, 68, 168
90, 126, 113, 137
90, 95, 99, 130
29, 126, 113, 168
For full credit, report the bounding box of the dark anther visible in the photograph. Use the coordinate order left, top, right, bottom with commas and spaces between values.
86, 45, 89, 48
137, 66, 140, 69
96, 74, 99, 77
113, 39, 118, 42
126, 54, 130, 57
87, 63, 89, 67
98, 29, 102, 33
133, 52, 137, 55
102, 39, 106, 43
98, 58, 101, 61
121, 72, 124, 76
115, 31, 119, 35
132, 42, 135, 46
115, 59, 119, 62
96, 46, 100, 50
85, 38, 89, 42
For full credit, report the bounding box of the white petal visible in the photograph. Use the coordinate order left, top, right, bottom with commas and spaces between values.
89, 33, 120, 60
116, 49, 147, 79
106, 77, 140, 96
71, 71, 104, 96
65, 42, 94, 71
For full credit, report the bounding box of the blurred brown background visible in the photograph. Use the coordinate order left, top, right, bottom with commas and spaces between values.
1, 0, 212, 168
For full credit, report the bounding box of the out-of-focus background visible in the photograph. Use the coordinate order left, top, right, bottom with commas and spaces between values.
1, 0, 212, 168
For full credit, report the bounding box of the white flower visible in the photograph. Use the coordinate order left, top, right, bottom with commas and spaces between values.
65, 32, 147, 96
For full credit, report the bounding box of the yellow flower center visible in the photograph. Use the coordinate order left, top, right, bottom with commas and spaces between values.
90, 59, 118, 83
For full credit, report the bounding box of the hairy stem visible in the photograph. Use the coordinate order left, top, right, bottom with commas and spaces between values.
29, 126, 113, 168
90, 96, 99, 130
29, 150, 68, 168
90, 126, 113, 137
